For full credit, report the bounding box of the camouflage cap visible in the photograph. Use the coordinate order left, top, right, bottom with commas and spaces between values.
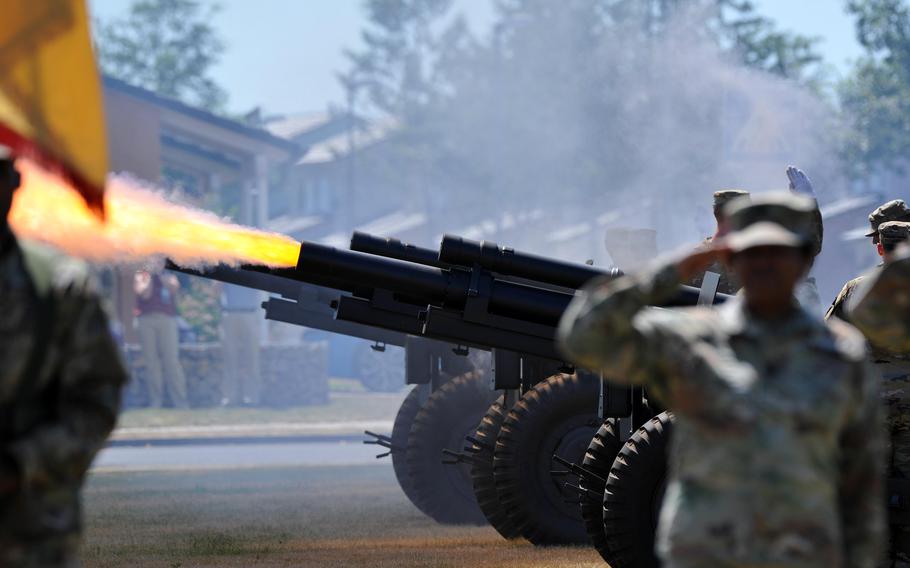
713, 189, 750, 217
879, 221, 910, 247
723, 192, 816, 252
865, 199, 910, 240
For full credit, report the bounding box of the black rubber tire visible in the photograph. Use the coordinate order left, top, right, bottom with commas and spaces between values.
469, 394, 522, 539
406, 371, 498, 525
391, 384, 429, 514
580, 419, 623, 563
494, 373, 601, 545
602, 411, 674, 568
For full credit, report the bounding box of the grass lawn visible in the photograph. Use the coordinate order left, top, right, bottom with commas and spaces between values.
116, 390, 409, 429
83, 464, 605, 567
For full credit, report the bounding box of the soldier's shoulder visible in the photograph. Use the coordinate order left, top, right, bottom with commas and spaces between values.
838, 276, 865, 298
821, 316, 868, 363
18, 239, 94, 297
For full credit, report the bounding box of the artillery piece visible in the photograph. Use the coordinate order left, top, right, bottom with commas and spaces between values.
174, 232, 727, 567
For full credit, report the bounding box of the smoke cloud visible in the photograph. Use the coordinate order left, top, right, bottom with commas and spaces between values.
406, 6, 844, 272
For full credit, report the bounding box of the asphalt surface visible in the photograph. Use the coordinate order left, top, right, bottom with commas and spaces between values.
92, 439, 384, 472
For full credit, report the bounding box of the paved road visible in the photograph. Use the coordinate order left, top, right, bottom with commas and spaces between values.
92, 439, 384, 472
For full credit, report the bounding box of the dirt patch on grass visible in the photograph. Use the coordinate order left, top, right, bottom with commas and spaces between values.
83, 464, 604, 567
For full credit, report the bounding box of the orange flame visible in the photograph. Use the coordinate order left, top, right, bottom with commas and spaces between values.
9, 159, 300, 268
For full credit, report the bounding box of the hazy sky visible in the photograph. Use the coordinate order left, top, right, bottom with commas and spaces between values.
90, 0, 863, 116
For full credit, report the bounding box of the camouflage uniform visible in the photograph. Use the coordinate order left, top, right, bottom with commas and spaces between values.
825, 201, 910, 324
849, 227, 910, 566
850, 251, 910, 355
559, 193, 885, 568
0, 235, 128, 567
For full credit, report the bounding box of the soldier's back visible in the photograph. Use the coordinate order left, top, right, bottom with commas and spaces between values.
0, 237, 126, 568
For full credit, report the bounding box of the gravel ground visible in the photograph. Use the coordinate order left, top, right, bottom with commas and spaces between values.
82, 463, 605, 568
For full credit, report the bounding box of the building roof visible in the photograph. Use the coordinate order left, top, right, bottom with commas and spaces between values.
298, 119, 397, 165
103, 75, 299, 154
266, 112, 333, 139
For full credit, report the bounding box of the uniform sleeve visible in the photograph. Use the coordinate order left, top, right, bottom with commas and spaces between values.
8, 293, 128, 489
557, 260, 682, 401
825, 280, 854, 323
839, 358, 886, 568
810, 200, 824, 259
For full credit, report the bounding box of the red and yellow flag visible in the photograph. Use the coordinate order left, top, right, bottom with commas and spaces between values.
0, 0, 107, 217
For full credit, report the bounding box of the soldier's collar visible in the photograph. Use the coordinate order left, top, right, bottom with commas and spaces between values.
719, 297, 818, 338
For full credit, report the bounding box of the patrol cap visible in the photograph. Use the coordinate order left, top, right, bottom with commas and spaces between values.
713, 189, 750, 217
879, 221, 910, 248
865, 199, 910, 241
723, 192, 816, 253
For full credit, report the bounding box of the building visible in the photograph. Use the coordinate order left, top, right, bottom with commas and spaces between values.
103, 76, 298, 341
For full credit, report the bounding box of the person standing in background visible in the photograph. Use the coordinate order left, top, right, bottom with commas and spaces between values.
220, 283, 261, 407
826, 199, 910, 323
134, 269, 188, 408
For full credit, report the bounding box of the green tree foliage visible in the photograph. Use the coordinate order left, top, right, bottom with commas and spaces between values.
717, 0, 821, 79
95, 0, 227, 109
840, 0, 910, 177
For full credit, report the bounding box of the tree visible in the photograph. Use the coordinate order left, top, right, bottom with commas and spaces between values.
839, 0, 910, 178
339, 0, 832, 239
95, 0, 227, 109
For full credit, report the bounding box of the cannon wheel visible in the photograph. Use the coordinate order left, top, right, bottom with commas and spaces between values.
406, 371, 497, 525
494, 373, 601, 545
469, 394, 522, 539
356, 343, 405, 392
580, 419, 623, 563
391, 384, 429, 514
602, 412, 673, 568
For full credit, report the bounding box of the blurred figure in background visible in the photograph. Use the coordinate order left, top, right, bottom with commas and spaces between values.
220, 283, 261, 406
687, 188, 750, 295
134, 269, 188, 408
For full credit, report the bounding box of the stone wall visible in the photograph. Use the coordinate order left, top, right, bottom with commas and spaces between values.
123, 341, 329, 408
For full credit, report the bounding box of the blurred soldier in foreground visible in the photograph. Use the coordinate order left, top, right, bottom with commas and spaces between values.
848, 223, 910, 567
559, 193, 884, 567
850, 241, 910, 354
0, 156, 127, 566
826, 199, 910, 322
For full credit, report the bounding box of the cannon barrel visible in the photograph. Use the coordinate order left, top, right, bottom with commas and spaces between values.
439, 234, 619, 289
166, 260, 305, 299
350, 231, 447, 268
296, 241, 573, 325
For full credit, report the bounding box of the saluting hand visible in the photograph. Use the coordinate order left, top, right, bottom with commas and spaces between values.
675, 240, 729, 282
786, 166, 816, 198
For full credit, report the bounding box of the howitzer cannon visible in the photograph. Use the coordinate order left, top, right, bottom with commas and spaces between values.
167, 260, 483, 524
173, 232, 728, 561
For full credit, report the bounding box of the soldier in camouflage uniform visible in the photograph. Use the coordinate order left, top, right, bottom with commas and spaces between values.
846, 224, 910, 566
559, 192, 884, 567
850, 244, 910, 354
687, 188, 749, 295
826, 200, 910, 323
0, 156, 128, 567
689, 167, 824, 301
